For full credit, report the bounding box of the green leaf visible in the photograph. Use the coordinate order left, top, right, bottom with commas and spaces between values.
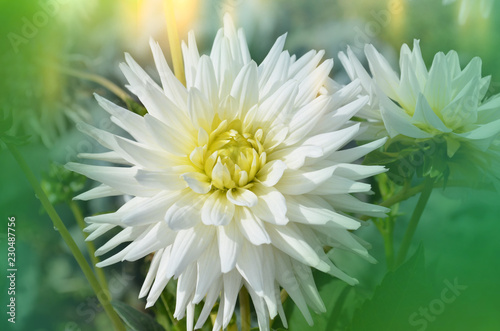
111, 300, 165, 331
349, 245, 433, 331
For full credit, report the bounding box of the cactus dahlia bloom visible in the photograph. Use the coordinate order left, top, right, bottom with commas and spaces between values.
67, 15, 387, 331
339, 40, 500, 178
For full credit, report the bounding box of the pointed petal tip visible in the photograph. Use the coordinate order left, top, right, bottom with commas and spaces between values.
138, 290, 147, 299
95, 262, 106, 268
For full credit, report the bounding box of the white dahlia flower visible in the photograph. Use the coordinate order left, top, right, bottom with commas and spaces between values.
339, 40, 500, 172
67, 15, 387, 331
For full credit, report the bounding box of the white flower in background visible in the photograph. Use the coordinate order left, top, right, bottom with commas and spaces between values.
443, 0, 493, 24
339, 40, 500, 170
67, 15, 388, 331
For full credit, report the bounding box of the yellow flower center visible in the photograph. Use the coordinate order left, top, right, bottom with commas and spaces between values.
189, 119, 266, 192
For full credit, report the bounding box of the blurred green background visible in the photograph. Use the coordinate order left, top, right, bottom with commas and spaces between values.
1, 0, 499, 330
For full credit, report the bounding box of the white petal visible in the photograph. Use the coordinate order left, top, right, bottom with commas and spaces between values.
149, 38, 188, 109
245, 284, 271, 331
262, 125, 288, 151
136, 168, 187, 191
226, 187, 258, 207
77, 151, 130, 165
85, 224, 116, 242
217, 221, 242, 273
302, 123, 360, 159
94, 226, 145, 256
236, 207, 271, 245
195, 280, 222, 329
259, 51, 291, 100
65, 163, 158, 197
187, 87, 214, 131
174, 262, 197, 319
74, 184, 121, 201
331, 137, 387, 163
181, 172, 212, 194
193, 241, 221, 303
94, 93, 157, 146
164, 190, 204, 231
289, 257, 328, 311
257, 160, 287, 187
324, 194, 389, 218
285, 95, 330, 145
310, 175, 371, 195
182, 31, 201, 88
365, 44, 400, 100
124, 222, 175, 261
122, 191, 176, 226
221, 270, 242, 328
256, 80, 298, 126
166, 224, 215, 279
268, 145, 323, 170
114, 135, 172, 170
455, 118, 500, 140
265, 223, 329, 272
378, 90, 433, 139
139, 248, 164, 298
202, 190, 235, 226
146, 247, 172, 307
231, 61, 259, 116
258, 33, 287, 88
274, 166, 335, 195
297, 225, 360, 285
250, 183, 288, 225
412, 94, 451, 133
273, 251, 314, 326
236, 240, 265, 296
295, 58, 333, 107
96, 244, 134, 268
222, 14, 244, 66
144, 114, 194, 156
316, 226, 375, 264
313, 95, 369, 134
286, 195, 361, 229
212, 159, 235, 189
195, 55, 219, 109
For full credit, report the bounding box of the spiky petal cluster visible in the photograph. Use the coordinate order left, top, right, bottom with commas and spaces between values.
67, 15, 387, 331
340, 40, 500, 177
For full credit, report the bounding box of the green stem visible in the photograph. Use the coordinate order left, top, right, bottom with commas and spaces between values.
395, 176, 435, 267
160, 292, 176, 329
378, 219, 395, 270
6, 144, 126, 331
56, 65, 132, 103
361, 179, 477, 222
384, 231, 395, 270
69, 200, 109, 294
239, 287, 251, 331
